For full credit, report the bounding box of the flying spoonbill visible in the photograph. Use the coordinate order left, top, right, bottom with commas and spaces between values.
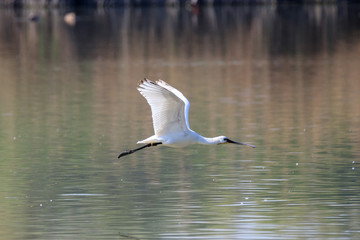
118, 79, 255, 158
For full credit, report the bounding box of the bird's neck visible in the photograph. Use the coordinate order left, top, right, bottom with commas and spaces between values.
189, 130, 221, 145
198, 136, 220, 145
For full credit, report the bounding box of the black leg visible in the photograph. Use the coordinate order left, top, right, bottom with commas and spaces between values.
118, 142, 162, 158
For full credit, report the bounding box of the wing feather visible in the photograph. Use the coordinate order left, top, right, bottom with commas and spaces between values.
137, 79, 190, 136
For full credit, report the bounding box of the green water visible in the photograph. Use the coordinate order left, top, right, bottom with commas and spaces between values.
0, 5, 359, 239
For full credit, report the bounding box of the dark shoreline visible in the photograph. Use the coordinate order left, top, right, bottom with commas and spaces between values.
0, 0, 354, 8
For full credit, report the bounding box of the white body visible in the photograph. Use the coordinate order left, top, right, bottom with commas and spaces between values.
137, 79, 229, 147
139, 129, 226, 147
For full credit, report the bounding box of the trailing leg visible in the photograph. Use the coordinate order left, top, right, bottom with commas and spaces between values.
118, 142, 162, 158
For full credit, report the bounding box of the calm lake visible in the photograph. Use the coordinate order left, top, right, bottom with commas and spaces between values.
0, 4, 359, 240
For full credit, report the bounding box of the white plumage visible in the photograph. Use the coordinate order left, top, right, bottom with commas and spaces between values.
137, 79, 191, 145
118, 78, 255, 158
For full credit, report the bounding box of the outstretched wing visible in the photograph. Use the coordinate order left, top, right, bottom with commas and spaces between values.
137, 79, 190, 136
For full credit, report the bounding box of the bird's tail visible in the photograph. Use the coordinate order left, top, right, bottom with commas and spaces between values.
137, 135, 160, 144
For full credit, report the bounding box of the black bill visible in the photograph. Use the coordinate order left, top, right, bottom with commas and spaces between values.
225, 138, 256, 148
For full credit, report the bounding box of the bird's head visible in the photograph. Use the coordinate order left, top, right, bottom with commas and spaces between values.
213, 136, 229, 144
215, 136, 256, 148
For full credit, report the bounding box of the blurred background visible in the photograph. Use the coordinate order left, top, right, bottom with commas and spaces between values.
0, 1, 359, 239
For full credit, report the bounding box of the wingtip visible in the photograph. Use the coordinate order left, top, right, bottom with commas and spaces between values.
138, 78, 170, 87
138, 78, 147, 88
156, 79, 172, 89
156, 79, 165, 85
139, 78, 157, 86
138, 78, 146, 85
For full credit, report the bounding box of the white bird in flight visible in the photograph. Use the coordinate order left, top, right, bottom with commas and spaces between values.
118, 79, 255, 158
